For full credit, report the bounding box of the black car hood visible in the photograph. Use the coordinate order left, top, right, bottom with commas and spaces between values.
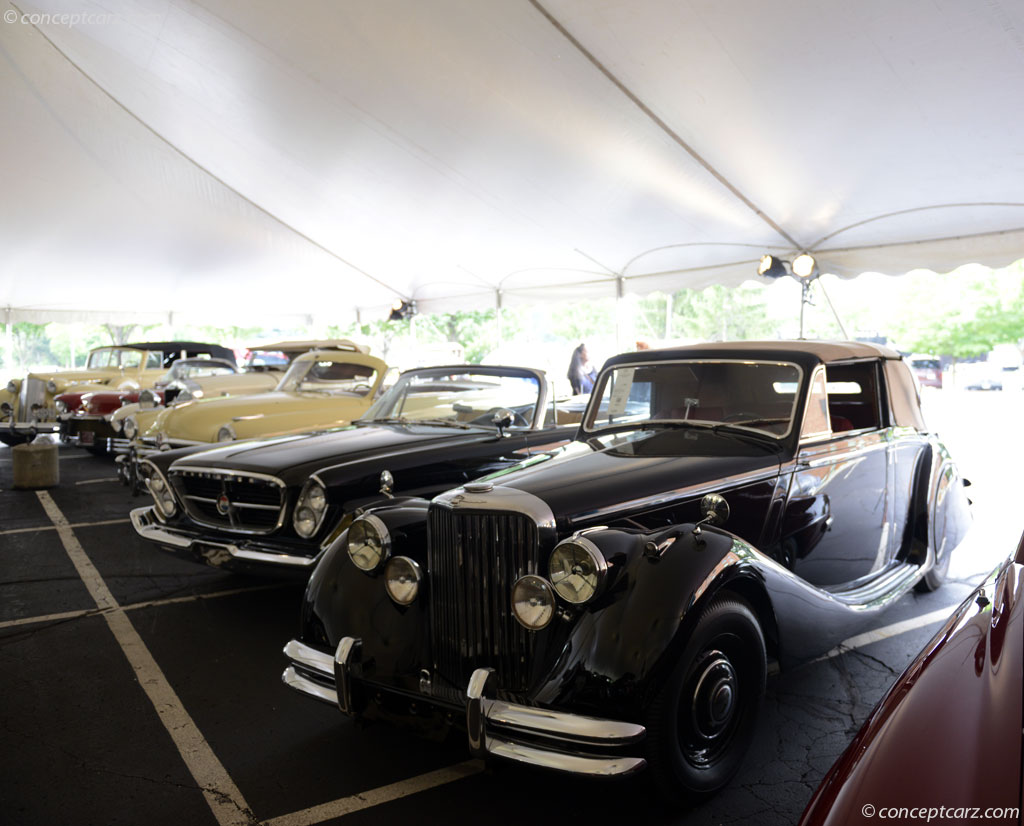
485, 428, 783, 525
168, 423, 500, 486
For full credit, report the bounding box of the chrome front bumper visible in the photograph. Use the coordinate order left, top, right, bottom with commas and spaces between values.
282, 638, 647, 777
130, 506, 321, 569
3, 420, 60, 436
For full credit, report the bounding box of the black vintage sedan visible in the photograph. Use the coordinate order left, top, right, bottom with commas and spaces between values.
282, 341, 973, 804
130, 366, 579, 574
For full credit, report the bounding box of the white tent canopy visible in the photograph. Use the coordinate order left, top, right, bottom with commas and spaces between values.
2, 0, 1023, 326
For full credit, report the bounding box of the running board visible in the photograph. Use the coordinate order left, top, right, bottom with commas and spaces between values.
825, 563, 923, 609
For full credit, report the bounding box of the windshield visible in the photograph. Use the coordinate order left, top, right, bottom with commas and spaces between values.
167, 360, 237, 380
86, 348, 117, 369
585, 359, 802, 438
361, 369, 541, 427
276, 357, 379, 396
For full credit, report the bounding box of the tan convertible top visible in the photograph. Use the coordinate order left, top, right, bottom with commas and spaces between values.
249, 339, 370, 355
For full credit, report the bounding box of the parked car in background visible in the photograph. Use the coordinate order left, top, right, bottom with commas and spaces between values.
108, 340, 371, 458
131, 346, 386, 452
0, 341, 234, 446
907, 353, 943, 389
799, 532, 1023, 825
58, 357, 239, 451
281, 341, 972, 804
130, 365, 581, 573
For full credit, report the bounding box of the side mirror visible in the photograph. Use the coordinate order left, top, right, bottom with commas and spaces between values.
492, 408, 514, 436
693, 493, 730, 540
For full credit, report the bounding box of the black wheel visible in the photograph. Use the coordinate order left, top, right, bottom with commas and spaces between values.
914, 545, 949, 592
645, 596, 766, 804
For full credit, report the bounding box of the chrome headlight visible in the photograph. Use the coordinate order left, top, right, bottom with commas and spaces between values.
216, 424, 236, 442
346, 514, 390, 572
139, 389, 158, 408
384, 556, 422, 605
511, 575, 555, 630
6, 380, 17, 394
55, 399, 69, 415
123, 416, 138, 440
548, 536, 608, 605
144, 464, 178, 519
293, 479, 328, 538
46, 380, 58, 394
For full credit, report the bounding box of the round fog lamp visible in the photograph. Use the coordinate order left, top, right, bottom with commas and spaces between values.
511, 575, 555, 630
549, 538, 607, 605
347, 515, 390, 572
123, 417, 138, 440
384, 556, 422, 605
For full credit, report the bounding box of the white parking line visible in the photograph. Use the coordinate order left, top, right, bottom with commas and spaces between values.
0, 583, 293, 630
74, 477, 120, 486
0, 518, 131, 537
263, 761, 484, 826
819, 605, 959, 661
35, 491, 253, 826
0, 607, 97, 630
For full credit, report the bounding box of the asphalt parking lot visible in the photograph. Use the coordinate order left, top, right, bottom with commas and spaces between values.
1, 389, 1021, 826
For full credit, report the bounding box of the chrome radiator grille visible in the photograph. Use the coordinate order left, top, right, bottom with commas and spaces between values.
20, 378, 51, 422
169, 468, 286, 534
427, 505, 539, 692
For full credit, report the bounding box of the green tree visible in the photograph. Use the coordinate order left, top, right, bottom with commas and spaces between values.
10, 323, 57, 369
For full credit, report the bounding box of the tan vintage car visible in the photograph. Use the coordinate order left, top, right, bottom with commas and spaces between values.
110, 340, 370, 448
1, 341, 234, 446
133, 348, 387, 451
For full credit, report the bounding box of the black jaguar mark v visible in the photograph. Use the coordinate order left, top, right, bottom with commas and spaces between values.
282, 341, 972, 803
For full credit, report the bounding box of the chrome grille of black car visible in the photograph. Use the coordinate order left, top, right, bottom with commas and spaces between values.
169, 468, 286, 535
427, 505, 539, 692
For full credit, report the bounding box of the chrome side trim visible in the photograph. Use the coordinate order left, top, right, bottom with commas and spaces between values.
169, 465, 287, 486
433, 484, 556, 529
130, 506, 320, 568
572, 465, 780, 524
486, 736, 646, 777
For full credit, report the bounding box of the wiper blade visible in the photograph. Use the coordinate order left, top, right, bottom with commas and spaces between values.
410, 418, 473, 429
355, 416, 409, 425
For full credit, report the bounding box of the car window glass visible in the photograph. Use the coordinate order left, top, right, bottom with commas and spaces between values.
87, 348, 113, 368
364, 371, 541, 427
824, 362, 882, 432
586, 360, 801, 437
121, 350, 143, 368
800, 368, 831, 441
277, 357, 378, 395
144, 351, 163, 368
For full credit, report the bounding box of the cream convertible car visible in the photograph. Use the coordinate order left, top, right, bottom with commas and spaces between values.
127, 349, 388, 453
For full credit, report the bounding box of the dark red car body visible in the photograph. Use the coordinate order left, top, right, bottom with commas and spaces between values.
800, 535, 1024, 824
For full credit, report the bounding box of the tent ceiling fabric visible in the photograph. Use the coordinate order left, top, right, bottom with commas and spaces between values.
1, 0, 1022, 324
